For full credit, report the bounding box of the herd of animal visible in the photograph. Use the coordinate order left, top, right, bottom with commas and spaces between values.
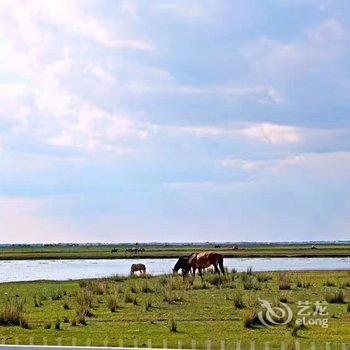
112, 247, 145, 254
130, 251, 225, 281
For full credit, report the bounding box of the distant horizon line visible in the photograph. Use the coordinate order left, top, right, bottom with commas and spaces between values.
1, 240, 349, 246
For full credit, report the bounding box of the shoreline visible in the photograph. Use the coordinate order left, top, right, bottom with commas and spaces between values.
1, 268, 350, 285
1, 250, 350, 260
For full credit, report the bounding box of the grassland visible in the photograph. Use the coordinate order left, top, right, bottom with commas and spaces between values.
0, 270, 349, 349
0, 243, 349, 260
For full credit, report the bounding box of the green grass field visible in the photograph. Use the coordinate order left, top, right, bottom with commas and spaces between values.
0, 243, 349, 260
0, 270, 349, 349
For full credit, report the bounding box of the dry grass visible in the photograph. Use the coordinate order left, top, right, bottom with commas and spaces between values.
50, 290, 64, 301
144, 297, 153, 311
256, 274, 272, 283
296, 280, 311, 288
0, 299, 28, 328
323, 280, 336, 287
163, 287, 184, 304
232, 292, 245, 309
243, 277, 261, 290
279, 274, 292, 290
124, 293, 134, 303
55, 319, 61, 330
141, 282, 154, 293
279, 292, 289, 303
107, 295, 120, 312
242, 308, 260, 328
130, 285, 139, 294
76, 289, 94, 308
87, 281, 108, 295
325, 289, 346, 304
204, 273, 222, 286
169, 317, 178, 332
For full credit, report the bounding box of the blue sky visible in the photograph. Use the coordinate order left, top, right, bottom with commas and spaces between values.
0, 0, 349, 243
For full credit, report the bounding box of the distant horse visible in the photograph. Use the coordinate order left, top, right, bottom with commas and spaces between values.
174, 252, 225, 281
125, 247, 145, 254
130, 263, 146, 275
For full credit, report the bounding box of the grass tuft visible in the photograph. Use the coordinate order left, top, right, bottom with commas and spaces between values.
325, 289, 346, 304
290, 323, 303, 337
144, 297, 153, 311
50, 290, 63, 301
55, 319, 61, 330
124, 293, 134, 303
163, 288, 184, 304
232, 292, 245, 309
74, 313, 87, 326
192, 281, 211, 290
323, 280, 336, 287
130, 285, 139, 294
204, 273, 222, 286
242, 308, 260, 328
279, 274, 292, 290
107, 295, 120, 312
141, 282, 154, 293
76, 289, 94, 308
169, 317, 178, 332
33, 295, 43, 308
279, 292, 290, 303
296, 280, 311, 288
243, 277, 261, 290
0, 299, 29, 328
256, 274, 272, 283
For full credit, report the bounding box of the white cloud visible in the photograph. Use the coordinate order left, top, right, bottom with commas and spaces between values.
243, 18, 348, 79
152, 1, 205, 18
0, 1, 156, 156
174, 122, 301, 144
221, 158, 262, 170
86, 63, 115, 85
222, 152, 350, 180
0, 0, 153, 51
241, 123, 300, 144
125, 81, 284, 104
47, 106, 151, 154
164, 181, 216, 189
221, 156, 305, 171
164, 180, 255, 190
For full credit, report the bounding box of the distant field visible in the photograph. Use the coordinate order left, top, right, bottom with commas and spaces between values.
0, 271, 349, 349
0, 244, 349, 260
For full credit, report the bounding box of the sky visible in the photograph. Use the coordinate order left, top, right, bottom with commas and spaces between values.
0, 0, 349, 243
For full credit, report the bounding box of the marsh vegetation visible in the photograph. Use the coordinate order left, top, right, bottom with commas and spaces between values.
0, 270, 349, 349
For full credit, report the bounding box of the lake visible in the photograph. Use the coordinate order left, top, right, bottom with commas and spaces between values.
0, 257, 349, 283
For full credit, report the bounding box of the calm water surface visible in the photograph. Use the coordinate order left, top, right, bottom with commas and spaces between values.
0, 257, 349, 283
